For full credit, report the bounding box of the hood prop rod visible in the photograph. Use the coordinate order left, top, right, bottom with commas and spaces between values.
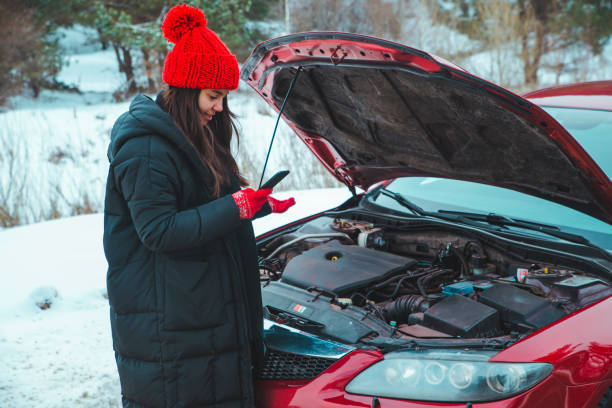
258, 66, 303, 189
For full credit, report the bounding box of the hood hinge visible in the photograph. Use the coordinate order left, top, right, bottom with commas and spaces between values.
334, 164, 357, 197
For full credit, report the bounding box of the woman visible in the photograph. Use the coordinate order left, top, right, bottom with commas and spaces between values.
103, 5, 295, 407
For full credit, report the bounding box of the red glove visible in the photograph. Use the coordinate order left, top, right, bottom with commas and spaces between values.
267, 196, 296, 213
232, 188, 272, 219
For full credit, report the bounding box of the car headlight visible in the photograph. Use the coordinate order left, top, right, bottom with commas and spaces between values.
345, 350, 552, 402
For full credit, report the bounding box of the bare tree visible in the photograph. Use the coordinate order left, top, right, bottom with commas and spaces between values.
430, 0, 612, 89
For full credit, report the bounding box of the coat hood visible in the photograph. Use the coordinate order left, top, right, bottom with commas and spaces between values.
241, 32, 612, 224
108, 94, 209, 182
109, 94, 173, 159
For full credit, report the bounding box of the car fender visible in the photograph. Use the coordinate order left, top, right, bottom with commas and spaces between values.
489, 296, 612, 385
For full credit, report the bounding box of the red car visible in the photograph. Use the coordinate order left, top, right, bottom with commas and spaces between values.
241, 33, 612, 407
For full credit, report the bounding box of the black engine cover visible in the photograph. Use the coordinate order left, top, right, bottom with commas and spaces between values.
479, 284, 566, 329
281, 240, 417, 295
261, 281, 393, 344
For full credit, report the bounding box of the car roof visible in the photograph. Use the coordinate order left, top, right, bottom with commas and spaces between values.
522, 81, 612, 111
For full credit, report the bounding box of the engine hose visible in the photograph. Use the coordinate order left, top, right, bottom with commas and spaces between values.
382, 295, 430, 323
388, 275, 418, 299
417, 269, 454, 300
364, 270, 430, 301
450, 246, 469, 277
369, 269, 431, 292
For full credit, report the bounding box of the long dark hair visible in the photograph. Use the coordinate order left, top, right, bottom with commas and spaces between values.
158, 86, 248, 197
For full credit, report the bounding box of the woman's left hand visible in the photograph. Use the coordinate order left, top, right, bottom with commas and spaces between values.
267, 196, 296, 213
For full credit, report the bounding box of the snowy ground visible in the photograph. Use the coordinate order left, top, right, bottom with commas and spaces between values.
0, 188, 352, 407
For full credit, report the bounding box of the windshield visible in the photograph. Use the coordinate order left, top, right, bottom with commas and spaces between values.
542, 107, 612, 175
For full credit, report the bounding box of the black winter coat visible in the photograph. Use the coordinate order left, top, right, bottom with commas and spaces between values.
103, 94, 267, 408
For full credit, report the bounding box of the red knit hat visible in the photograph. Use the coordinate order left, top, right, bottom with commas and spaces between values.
161, 4, 239, 90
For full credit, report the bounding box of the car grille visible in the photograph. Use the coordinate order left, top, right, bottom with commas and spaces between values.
259, 349, 338, 380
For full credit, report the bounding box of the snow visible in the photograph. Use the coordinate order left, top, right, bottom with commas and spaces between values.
55, 24, 104, 56
0, 188, 351, 407
0, 213, 117, 407
57, 50, 124, 93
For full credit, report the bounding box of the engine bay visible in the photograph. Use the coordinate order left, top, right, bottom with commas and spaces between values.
258, 215, 612, 346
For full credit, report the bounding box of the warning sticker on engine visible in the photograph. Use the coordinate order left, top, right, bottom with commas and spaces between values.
292, 304, 306, 314
516, 268, 529, 283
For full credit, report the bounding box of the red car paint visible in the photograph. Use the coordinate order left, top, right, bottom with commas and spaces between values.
490, 297, 612, 385
522, 81, 612, 111
246, 34, 612, 407
255, 298, 612, 407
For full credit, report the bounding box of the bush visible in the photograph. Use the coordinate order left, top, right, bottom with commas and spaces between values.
0, 1, 63, 105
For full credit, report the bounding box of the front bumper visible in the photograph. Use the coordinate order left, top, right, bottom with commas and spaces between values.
255, 348, 606, 407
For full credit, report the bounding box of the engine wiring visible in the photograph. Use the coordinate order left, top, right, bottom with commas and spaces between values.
256, 216, 612, 345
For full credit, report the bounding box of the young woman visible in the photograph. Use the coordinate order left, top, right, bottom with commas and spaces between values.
103, 5, 294, 407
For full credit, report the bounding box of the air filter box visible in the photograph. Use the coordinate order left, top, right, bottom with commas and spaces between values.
423, 295, 500, 338
479, 284, 565, 329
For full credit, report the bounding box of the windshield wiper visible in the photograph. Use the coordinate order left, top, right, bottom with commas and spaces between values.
377, 187, 424, 216
439, 210, 561, 232
374, 187, 611, 261
377, 188, 509, 230
439, 210, 612, 261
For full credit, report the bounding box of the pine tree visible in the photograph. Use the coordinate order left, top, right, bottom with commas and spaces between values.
92, 0, 257, 97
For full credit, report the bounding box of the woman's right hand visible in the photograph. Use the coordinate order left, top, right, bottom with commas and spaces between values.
232, 188, 272, 219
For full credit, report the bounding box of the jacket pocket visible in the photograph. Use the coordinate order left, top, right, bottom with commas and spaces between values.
163, 258, 224, 330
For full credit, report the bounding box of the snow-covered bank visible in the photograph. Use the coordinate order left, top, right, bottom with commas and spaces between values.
0, 188, 351, 407
0, 213, 118, 407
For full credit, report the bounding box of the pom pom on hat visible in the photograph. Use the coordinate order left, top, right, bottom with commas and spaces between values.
161, 4, 207, 44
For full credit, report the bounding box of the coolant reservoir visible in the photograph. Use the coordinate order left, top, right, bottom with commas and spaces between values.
470, 254, 487, 275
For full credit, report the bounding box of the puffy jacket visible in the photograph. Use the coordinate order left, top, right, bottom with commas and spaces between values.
103, 94, 266, 407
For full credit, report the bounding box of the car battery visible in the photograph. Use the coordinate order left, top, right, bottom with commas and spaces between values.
423, 295, 500, 338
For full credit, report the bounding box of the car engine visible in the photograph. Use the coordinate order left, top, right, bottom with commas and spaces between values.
258, 216, 612, 345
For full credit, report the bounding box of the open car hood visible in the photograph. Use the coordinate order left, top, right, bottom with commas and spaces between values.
241, 32, 612, 224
